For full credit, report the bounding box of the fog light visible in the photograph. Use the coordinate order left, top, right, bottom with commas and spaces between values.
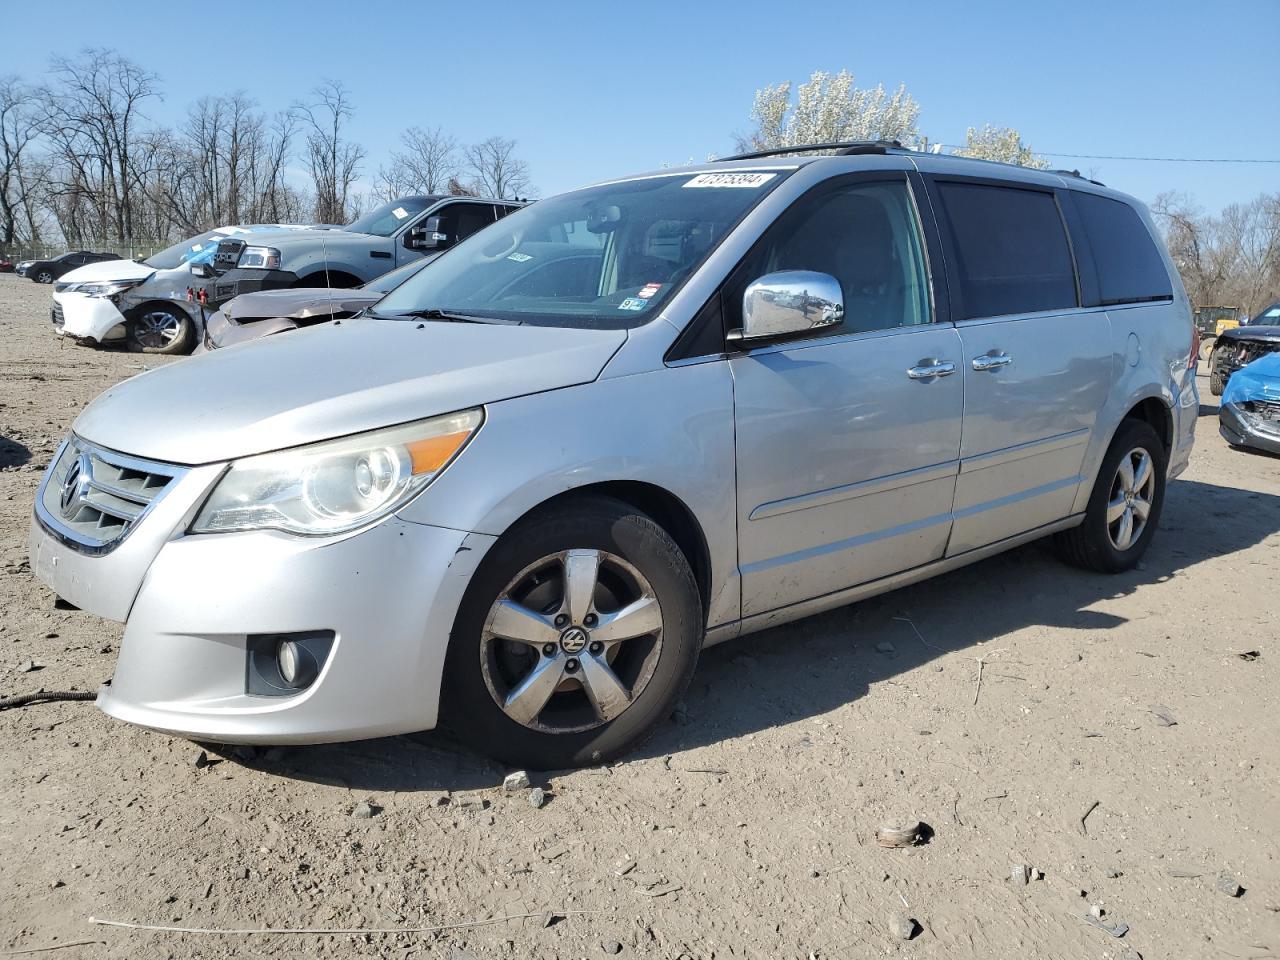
276, 638, 318, 688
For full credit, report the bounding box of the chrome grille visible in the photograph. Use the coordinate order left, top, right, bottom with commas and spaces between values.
36, 438, 186, 554
51, 302, 65, 329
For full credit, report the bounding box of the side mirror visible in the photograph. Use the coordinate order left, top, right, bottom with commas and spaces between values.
731, 270, 844, 344
189, 262, 215, 280
407, 216, 453, 251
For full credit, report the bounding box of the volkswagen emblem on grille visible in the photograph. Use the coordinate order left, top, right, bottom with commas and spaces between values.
59, 451, 93, 519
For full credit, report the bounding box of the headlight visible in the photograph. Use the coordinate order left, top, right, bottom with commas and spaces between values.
191, 410, 483, 536
237, 246, 282, 270
71, 277, 149, 299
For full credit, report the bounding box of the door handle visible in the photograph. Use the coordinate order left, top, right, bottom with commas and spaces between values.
972, 352, 1012, 371
906, 360, 956, 380
370, 250, 392, 259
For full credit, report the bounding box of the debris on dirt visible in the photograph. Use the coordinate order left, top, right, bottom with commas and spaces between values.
1090, 904, 1105, 919
1167, 868, 1203, 879
1237, 650, 1261, 661
1106, 868, 1123, 879
350, 800, 379, 819
1032, 868, 1045, 881
875, 822, 930, 848
1215, 873, 1243, 897
529, 787, 547, 809
1011, 864, 1030, 885
50, 878, 64, 889
193, 750, 210, 769
17, 659, 42, 673
503, 770, 531, 792
1081, 911, 1129, 938
602, 940, 624, 954
887, 915, 919, 940
1080, 800, 1101, 835
1150, 704, 1178, 727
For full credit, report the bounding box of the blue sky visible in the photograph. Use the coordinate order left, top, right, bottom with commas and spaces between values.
2, 0, 1275, 212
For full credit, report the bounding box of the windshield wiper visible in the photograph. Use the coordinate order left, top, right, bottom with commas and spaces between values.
392, 308, 521, 325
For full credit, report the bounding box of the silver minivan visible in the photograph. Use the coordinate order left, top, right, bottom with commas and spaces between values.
29, 143, 1198, 768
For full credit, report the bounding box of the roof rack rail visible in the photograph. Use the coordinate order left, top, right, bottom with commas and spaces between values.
1050, 168, 1107, 187
717, 140, 906, 162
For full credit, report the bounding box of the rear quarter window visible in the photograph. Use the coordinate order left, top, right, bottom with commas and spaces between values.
935, 181, 1077, 320
1073, 192, 1173, 306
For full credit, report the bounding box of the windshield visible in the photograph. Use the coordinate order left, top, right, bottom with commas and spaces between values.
346, 198, 435, 237
376, 170, 788, 329
362, 258, 430, 294
144, 231, 225, 270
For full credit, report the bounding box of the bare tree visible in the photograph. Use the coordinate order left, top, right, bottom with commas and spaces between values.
377, 125, 460, 199
40, 49, 160, 243
0, 76, 41, 243
292, 80, 364, 224
465, 136, 531, 199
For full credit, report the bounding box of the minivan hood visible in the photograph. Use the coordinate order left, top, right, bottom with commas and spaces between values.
58, 259, 154, 284
74, 316, 627, 465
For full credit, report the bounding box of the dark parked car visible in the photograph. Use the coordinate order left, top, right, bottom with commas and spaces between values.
21, 250, 120, 284
1208, 301, 1280, 396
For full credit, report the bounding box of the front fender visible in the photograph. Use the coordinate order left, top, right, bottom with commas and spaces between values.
396, 362, 741, 629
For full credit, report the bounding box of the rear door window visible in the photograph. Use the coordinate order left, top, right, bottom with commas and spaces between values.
1072, 192, 1173, 306
934, 181, 1077, 320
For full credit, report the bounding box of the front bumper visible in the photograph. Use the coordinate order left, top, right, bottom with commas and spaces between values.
211, 268, 299, 308
1220, 402, 1280, 456
52, 292, 130, 342
29, 455, 495, 743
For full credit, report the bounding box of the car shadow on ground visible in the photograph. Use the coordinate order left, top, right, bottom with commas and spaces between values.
231, 478, 1280, 791
0, 435, 31, 469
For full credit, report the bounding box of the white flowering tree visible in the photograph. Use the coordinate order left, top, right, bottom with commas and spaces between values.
737, 70, 921, 152
953, 125, 1049, 169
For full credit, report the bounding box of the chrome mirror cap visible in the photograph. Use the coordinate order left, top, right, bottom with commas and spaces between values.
738, 270, 844, 343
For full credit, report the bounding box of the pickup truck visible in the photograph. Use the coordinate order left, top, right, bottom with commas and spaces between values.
211, 195, 522, 306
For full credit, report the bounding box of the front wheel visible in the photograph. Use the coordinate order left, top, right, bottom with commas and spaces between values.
1054, 419, 1167, 573
443, 496, 702, 769
127, 305, 195, 355
1209, 357, 1227, 397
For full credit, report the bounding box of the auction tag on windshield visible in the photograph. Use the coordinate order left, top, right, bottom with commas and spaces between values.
683, 172, 776, 189
507, 252, 533, 263
393, 207, 409, 220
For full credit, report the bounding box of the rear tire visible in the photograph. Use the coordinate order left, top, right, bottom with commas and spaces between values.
36, 269, 54, 284
442, 495, 702, 769
1054, 419, 1167, 573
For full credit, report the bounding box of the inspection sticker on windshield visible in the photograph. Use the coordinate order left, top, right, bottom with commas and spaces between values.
392, 206, 409, 220
506, 252, 533, 263
618, 298, 649, 311
683, 172, 776, 189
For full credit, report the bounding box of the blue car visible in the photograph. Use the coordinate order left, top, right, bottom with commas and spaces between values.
1219, 352, 1280, 455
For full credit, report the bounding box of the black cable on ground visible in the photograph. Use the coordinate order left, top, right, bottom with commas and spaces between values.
0, 690, 97, 710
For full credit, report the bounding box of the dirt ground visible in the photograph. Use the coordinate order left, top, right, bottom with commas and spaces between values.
1, 270, 1277, 960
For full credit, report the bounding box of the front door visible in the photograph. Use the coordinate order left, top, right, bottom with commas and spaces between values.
730, 176, 964, 617
926, 178, 1113, 554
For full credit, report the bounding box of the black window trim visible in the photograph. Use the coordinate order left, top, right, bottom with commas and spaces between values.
665, 169, 946, 363
1060, 189, 1175, 309
922, 173, 1083, 324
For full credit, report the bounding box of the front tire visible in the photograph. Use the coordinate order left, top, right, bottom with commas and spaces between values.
1055, 419, 1167, 573
443, 496, 702, 769
1209, 355, 1228, 396
127, 305, 195, 355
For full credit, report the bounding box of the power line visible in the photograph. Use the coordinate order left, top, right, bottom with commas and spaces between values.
935, 146, 1280, 164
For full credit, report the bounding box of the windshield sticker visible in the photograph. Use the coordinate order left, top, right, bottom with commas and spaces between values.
618, 298, 648, 311
506, 252, 533, 263
392, 207, 409, 220
683, 172, 777, 189
637, 282, 662, 299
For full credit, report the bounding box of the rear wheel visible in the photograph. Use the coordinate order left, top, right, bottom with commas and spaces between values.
127, 305, 195, 355
443, 496, 701, 769
1055, 419, 1167, 573
35, 269, 54, 284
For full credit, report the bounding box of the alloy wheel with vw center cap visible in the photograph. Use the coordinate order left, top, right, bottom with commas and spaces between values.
480, 549, 664, 734
444, 496, 701, 769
